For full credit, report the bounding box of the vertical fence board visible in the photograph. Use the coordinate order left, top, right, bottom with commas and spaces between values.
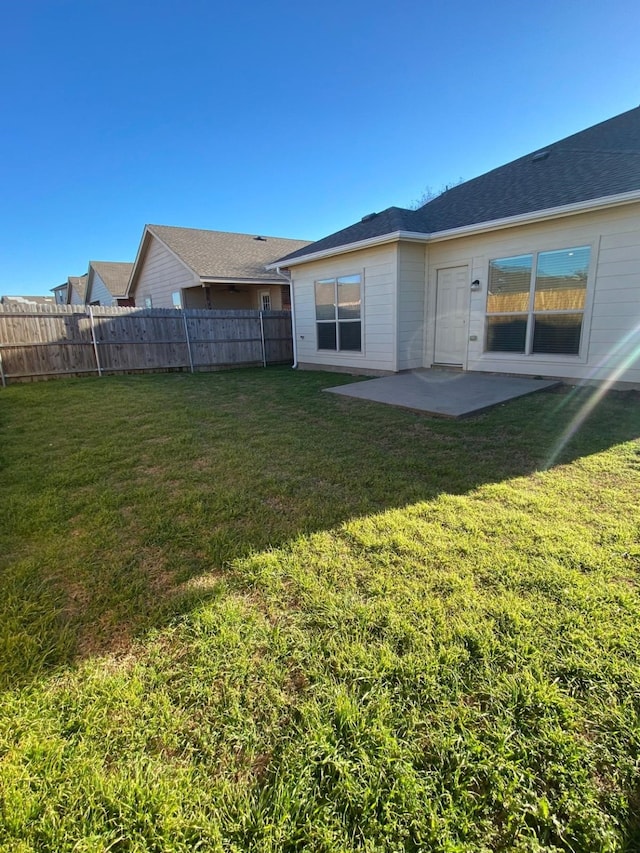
0, 305, 292, 382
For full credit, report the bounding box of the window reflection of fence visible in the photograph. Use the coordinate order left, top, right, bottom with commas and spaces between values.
487, 286, 586, 313
0, 305, 292, 385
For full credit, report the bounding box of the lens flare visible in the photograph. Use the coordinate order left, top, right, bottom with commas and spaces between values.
544, 324, 640, 469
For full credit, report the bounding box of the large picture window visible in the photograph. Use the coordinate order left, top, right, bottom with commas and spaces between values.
486, 246, 590, 356
315, 274, 362, 352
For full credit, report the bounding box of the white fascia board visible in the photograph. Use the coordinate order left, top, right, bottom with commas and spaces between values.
265, 231, 424, 269
427, 189, 640, 243
267, 190, 640, 269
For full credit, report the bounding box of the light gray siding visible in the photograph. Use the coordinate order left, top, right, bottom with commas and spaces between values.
425, 203, 640, 385
87, 271, 115, 306
292, 244, 397, 373
69, 287, 83, 305
397, 242, 426, 370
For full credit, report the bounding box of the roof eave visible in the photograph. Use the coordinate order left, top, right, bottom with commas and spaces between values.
266, 230, 429, 269
199, 275, 291, 285
269, 189, 640, 269
426, 188, 640, 243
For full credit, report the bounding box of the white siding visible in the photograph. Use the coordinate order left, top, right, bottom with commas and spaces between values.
292, 244, 397, 373
397, 242, 426, 370
87, 271, 115, 306
425, 203, 640, 385
132, 236, 199, 308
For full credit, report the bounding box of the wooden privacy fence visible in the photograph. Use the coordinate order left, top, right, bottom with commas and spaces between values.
0, 305, 293, 385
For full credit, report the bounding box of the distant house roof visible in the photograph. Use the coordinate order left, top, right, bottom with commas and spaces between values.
51, 282, 68, 293
89, 261, 134, 298
1, 295, 55, 306
67, 274, 88, 302
145, 224, 310, 282
275, 105, 640, 265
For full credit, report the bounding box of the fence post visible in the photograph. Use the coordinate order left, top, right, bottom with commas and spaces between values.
259, 310, 266, 367
182, 310, 194, 373
88, 306, 102, 377
0, 351, 6, 388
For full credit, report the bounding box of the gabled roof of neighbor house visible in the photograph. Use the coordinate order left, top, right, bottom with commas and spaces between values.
88, 261, 134, 298
67, 274, 88, 302
130, 225, 310, 289
274, 105, 640, 265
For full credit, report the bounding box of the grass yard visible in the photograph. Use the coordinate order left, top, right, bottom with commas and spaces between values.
1, 367, 639, 852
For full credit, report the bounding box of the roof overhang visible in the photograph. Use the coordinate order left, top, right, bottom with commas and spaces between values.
268, 189, 640, 269
199, 276, 289, 286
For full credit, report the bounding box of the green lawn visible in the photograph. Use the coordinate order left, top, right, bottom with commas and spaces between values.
1, 367, 639, 852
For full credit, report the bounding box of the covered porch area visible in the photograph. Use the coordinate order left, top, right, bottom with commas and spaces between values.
181, 283, 290, 311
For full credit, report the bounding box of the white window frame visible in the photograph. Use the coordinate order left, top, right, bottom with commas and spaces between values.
485, 245, 592, 359
314, 273, 363, 353
172, 291, 182, 309
259, 290, 272, 312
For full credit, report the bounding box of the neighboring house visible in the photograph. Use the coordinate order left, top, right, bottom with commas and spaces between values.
127, 225, 310, 311
67, 275, 88, 305
51, 282, 68, 304
85, 261, 134, 306
271, 106, 640, 387
0, 295, 55, 307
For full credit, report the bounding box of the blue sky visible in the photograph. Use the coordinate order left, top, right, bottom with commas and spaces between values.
1, 0, 638, 296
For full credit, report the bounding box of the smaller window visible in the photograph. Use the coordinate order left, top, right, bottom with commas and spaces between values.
315, 274, 362, 352
144, 296, 153, 308
172, 291, 182, 309
261, 292, 271, 311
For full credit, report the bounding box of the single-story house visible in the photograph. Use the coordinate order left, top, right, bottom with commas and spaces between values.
126, 225, 310, 311
67, 275, 88, 305
271, 106, 640, 387
85, 261, 134, 306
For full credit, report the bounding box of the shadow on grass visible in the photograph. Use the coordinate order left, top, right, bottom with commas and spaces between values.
1, 367, 639, 686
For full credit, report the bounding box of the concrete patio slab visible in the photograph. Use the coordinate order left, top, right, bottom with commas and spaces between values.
325, 369, 560, 418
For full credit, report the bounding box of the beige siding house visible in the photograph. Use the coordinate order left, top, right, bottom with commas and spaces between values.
272, 107, 640, 388
127, 225, 310, 311
85, 261, 134, 306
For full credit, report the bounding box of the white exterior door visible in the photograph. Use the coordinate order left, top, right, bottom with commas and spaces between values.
434, 266, 469, 365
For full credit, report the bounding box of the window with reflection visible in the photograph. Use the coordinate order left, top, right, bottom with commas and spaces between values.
315, 274, 362, 352
486, 246, 590, 356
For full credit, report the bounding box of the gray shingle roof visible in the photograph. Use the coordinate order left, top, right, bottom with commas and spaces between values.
147, 225, 310, 281
277, 106, 640, 264
90, 261, 134, 297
